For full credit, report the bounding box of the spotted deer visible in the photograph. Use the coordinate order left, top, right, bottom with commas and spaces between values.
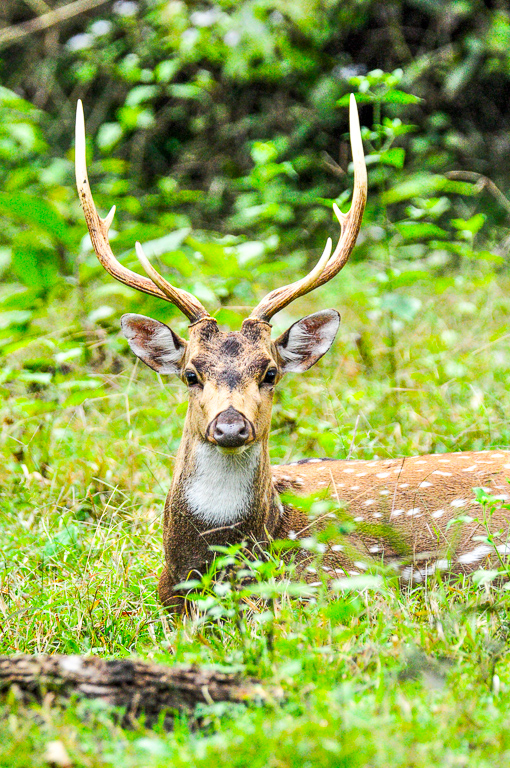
76, 97, 510, 611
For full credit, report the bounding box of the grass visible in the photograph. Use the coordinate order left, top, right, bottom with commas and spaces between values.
1, 259, 510, 766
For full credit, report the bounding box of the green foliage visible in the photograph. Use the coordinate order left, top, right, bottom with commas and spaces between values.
2, 2, 510, 765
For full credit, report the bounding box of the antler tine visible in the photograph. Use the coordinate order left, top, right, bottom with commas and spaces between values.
75, 100, 210, 323
249, 94, 367, 322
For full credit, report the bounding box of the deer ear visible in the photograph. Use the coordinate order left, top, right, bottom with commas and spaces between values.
121, 314, 187, 375
275, 309, 340, 373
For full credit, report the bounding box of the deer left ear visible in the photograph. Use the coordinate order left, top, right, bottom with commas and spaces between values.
275, 309, 340, 373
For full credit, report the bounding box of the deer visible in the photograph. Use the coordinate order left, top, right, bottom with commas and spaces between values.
75, 96, 510, 612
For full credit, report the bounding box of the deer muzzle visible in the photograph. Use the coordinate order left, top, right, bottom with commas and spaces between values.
206, 406, 254, 450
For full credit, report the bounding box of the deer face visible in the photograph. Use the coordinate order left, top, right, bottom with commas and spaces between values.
76, 96, 365, 453
121, 311, 340, 452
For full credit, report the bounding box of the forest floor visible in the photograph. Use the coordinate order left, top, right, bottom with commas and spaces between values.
1, 262, 510, 766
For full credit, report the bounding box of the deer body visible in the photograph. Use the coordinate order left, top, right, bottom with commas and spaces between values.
74, 96, 510, 613
159, 442, 510, 608
273, 451, 510, 580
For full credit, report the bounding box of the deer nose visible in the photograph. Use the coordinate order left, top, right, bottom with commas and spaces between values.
208, 406, 253, 448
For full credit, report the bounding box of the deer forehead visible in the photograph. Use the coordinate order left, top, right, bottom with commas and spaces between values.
185, 326, 275, 384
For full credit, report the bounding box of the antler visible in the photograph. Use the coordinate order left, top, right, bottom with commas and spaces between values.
75, 100, 210, 324
249, 94, 367, 322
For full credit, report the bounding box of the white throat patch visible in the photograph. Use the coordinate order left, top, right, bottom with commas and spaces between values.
185, 442, 261, 526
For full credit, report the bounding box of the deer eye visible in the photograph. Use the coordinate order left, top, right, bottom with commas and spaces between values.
184, 370, 200, 386
262, 367, 277, 385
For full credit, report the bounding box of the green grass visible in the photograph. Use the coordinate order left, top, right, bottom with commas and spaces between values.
1, 261, 510, 766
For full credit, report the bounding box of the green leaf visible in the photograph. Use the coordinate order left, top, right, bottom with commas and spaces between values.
155, 60, 180, 82
88, 306, 115, 323
251, 141, 279, 165
337, 93, 375, 107
0, 193, 70, 245
472, 569, 500, 586
379, 147, 405, 168
395, 221, 448, 240
0, 310, 32, 329
382, 174, 447, 204
97, 122, 123, 151
125, 85, 159, 107
451, 213, 486, 235
11, 247, 60, 290
380, 89, 421, 104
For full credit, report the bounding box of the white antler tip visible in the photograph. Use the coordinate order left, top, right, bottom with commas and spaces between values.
332, 202, 347, 225
103, 205, 116, 230
75, 99, 87, 187
135, 240, 151, 268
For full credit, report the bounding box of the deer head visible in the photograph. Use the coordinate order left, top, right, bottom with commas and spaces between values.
75, 96, 367, 453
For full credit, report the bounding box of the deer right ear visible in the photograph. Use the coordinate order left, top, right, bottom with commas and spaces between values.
121, 314, 187, 375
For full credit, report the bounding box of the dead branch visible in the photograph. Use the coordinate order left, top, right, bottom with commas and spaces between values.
0, 654, 269, 728
446, 170, 510, 221
0, 0, 112, 48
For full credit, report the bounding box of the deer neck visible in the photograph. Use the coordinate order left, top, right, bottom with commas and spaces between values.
169, 420, 280, 536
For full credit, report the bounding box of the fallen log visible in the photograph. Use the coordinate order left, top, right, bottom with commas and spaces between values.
0, 654, 266, 728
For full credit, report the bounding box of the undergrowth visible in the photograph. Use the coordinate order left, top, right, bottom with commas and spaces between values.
1, 261, 510, 766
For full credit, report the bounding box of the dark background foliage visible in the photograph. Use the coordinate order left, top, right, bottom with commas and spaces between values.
2, 0, 510, 267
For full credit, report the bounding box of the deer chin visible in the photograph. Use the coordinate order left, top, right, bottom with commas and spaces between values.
216, 444, 250, 456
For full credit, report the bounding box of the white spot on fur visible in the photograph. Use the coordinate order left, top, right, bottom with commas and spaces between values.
432, 471, 453, 476
372, 512, 383, 518
462, 465, 478, 472
376, 472, 390, 478
432, 509, 445, 518
380, 490, 389, 496
401, 567, 412, 581
419, 481, 432, 488
363, 499, 375, 506
331, 544, 344, 552
185, 443, 261, 526
407, 508, 421, 516
354, 516, 364, 522
458, 545, 491, 565
391, 509, 403, 517
450, 499, 466, 508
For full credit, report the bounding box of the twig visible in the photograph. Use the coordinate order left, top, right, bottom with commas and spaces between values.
0, 0, 112, 48
446, 171, 510, 221
347, 414, 361, 459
